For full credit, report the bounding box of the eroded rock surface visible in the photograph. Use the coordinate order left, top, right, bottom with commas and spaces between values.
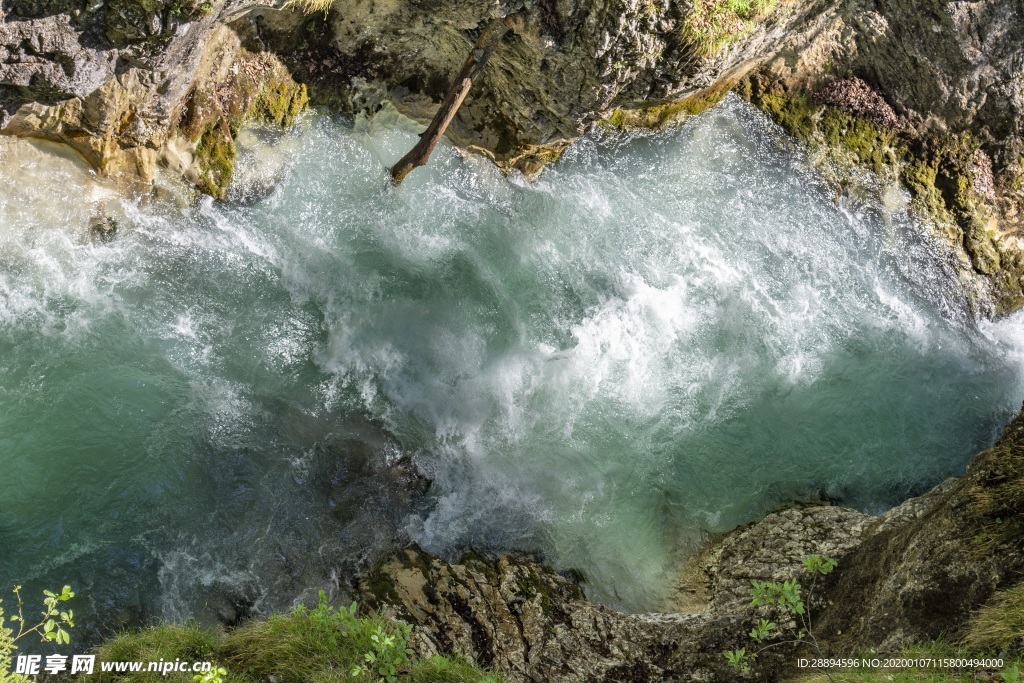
356, 548, 760, 683
0, 0, 306, 194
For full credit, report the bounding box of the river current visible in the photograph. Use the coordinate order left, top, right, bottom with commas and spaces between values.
2, 97, 1023, 640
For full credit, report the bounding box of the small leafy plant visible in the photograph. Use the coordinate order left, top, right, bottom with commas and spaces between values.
193, 665, 228, 683
1, 585, 76, 682
351, 623, 415, 683
723, 554, 837, 675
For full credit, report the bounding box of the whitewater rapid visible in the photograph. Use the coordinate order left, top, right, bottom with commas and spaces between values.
2, 97, 1023, 640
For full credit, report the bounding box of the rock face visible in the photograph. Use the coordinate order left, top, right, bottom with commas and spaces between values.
0, 0, 307, 195
354, 407, 1024, 682
816, 409, 1024, 650
732, 0, 1024, 312
356, 547, 761, 683
312, 0, 809, 165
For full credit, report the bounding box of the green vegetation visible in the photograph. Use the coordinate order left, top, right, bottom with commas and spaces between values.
194, 126, 237, 200
738, 74, 1024, 309
724, 555, 837, 673
603, 81, 733, 130
680, 0, 779, 57
80, 593, 501, 683
285, 0, 333, 14
1, 585, 77, 683
965, 583, 1024, 651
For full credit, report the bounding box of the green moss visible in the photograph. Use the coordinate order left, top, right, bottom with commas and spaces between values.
184, 66, 307, 200
901, 159, 952, 223
252, 82, 309, 128
194, 125, 236, 200
514, 568, 557, 615
361, 568, 403, 608
602, 81, 732, 131
741, 74, 1015, 298
752, 90, 817, 141
818, 109, 897, 173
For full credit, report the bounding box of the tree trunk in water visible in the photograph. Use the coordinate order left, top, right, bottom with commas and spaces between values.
390, 17, 512, 185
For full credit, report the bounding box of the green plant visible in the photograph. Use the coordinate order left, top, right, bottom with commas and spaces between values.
1002, 664, 1021, 683
83, 593, 501, 683
723, 555, 837, 676
1, 585, 76, 682
285, 0, 333, 14
723, 647, 752, 672
964, 583, 1024, 650
351, 623, 415, 683
193, 666, 227, 683
680, 0, 779, 57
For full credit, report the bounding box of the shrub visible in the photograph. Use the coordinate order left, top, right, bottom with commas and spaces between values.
1, 585, 76, 683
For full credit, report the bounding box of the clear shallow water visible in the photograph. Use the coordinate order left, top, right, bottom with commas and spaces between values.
2, 97, 1024, 640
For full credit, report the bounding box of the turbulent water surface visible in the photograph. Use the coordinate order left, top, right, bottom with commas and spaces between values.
2, 98, 1024, 640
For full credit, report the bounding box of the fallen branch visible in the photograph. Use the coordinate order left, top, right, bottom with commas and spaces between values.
390, 16, 515, 184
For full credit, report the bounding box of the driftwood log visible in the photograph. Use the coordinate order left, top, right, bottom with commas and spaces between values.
390, 16, 517, 184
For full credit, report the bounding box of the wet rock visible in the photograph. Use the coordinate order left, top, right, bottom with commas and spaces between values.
814, 408, 1024, 650
356, 546, 768, 683
89, 214, 118, 241
732, 0, 1024, 313
1, 0, 306, 196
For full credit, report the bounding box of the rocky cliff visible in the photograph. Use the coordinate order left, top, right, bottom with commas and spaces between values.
353, 406, 1024, 682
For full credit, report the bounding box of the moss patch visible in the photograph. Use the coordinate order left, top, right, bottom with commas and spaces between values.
251, 81, 309, 129
171, 48, 309, 200
740, 72, 1020, 310
194, 124, 237, 200
602, 80, 733, 131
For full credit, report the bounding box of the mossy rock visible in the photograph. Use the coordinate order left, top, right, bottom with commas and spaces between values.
194, 125, 236, 200
740, 71, 1021, 305
174, 52, 309, 200
252, 81, 309, 128
602, 80, 733, 131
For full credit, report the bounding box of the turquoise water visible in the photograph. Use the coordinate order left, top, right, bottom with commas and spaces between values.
2, 97, 1023, 640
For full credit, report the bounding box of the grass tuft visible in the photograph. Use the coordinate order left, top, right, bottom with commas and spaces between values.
74, 596, 500, 683
285, 0, 333, 14
964, 583, 1024, 651
680, 0, 779, 57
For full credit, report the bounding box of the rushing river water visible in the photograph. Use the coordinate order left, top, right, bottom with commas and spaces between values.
2, 97, 1024, 640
